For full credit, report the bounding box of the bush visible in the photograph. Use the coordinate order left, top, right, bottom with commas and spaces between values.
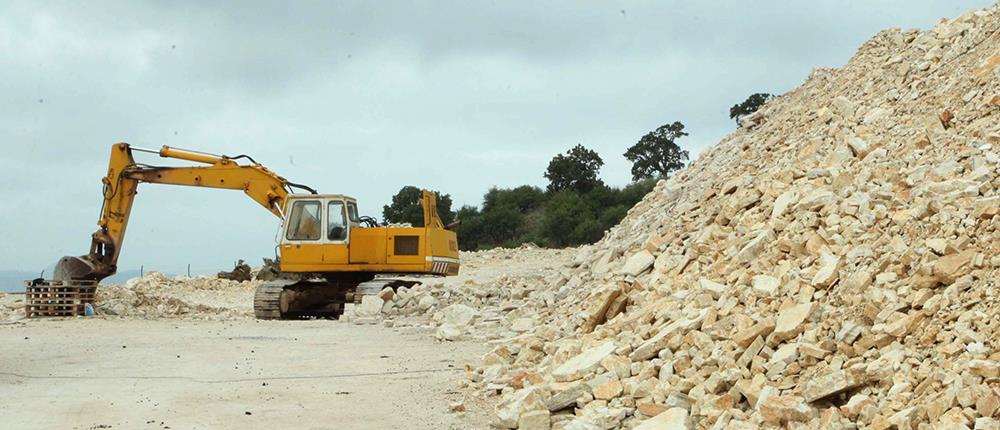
453, 179, 656, 250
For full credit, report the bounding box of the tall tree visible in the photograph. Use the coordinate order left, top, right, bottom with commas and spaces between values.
382, 186, 455, 226
623, 121, 689, 181
730, 93, 774, 126
544, 144, 604, 193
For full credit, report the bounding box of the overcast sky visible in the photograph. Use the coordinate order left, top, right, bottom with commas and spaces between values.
1, 1, 992, 274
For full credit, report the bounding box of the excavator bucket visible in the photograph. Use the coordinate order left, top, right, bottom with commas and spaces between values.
53, 255, 102, 281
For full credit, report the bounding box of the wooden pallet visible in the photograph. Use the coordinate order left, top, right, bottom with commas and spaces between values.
24, 280, 98, 317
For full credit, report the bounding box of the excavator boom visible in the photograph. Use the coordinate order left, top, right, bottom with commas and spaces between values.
53, 143, 310, 281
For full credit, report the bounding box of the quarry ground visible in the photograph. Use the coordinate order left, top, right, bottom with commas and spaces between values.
0, 319, 494, 430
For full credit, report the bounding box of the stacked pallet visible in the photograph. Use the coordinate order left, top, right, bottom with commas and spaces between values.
24, 280, 96, 317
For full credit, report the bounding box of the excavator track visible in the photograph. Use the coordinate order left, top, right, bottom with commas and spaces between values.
253, 283, 285, 320
253, 279, 352, 320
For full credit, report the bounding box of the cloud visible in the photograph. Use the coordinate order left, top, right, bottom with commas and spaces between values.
0, 0, 991, 272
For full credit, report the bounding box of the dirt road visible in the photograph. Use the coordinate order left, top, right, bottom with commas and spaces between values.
0, 319, 492, 430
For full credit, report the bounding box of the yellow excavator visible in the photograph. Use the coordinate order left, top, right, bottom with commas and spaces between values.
52, 143, 460, 319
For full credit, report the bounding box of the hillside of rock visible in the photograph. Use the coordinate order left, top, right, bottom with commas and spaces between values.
433, 5, 1000, 429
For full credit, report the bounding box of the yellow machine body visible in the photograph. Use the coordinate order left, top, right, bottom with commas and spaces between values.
276, 194, 459, 276
53, 143, 460, 285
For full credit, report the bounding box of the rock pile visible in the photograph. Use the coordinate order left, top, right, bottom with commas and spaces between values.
444, 5, 1000, 429
0, 291, 20, 321
347, 246, 577, 342
94, 272, 259, 319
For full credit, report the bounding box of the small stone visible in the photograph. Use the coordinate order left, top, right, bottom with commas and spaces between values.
622, 250, 655, 276
580, 286, 622, 333
926, 238, 949, 255
832, 96, 857, 118
355, 295, 383, 317
592, 380, 623, 400
811, 255, 841, 289
752, 275, 780, 297
841, 394, 873, 419
546, 382, 590, 412
772, 302, 815, 342
759, 395, 815, 424
772, 190, 800, 220
496, 387, 547, 428
600, 355, 631, 379
836, 322, 863, 344
798, 342, 830, 359
797, 189, 838, 211
977, 391, 1000, 417
976, 417, 1000, 430
449, 401, 465, 412
511, 317, 535, 333
377, 286, 395, 302
847, 136, 871, 158
970, 360, 1000, 378
665, 392, 692, 411
933, 250, 977, 285
628, 377, 658, 399
735, 375, 767, 407
629, 318, 695, 361
636, 402, 669, 417
442, 304, 477, 327
770, 343, 799, 366
553, 342, 617, 382
800, 370, 865, 403
518, 409, 551, 430
888, 407, 918, 430
884, 312, 923, 338
633, 407, 691, 430
698, 278, 729, 299
733, 318, 776, 349
434, 323, 465, 341
417, 295, 437, 311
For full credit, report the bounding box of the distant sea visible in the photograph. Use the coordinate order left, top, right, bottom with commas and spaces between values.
0, 269, 144, 292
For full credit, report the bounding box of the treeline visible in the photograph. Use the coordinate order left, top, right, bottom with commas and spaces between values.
454, 180, 656, 249
381, 140, 666, 251
382, 93, 773, 250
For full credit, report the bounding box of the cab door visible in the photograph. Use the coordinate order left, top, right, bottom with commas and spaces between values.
280, 200, 325, 268
322, 200, 350, 264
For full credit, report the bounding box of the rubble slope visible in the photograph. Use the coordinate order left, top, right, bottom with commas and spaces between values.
459, 5, 1000, 430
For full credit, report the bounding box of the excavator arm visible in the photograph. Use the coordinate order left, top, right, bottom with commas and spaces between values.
53, 143, 314, 282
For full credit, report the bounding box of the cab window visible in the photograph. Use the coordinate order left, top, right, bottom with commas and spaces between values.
347, 202, 360, 223
328, 201, 348, 241
286, 201, 321, 241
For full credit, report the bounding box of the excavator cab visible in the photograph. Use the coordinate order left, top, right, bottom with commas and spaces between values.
276, 193, 460, 277
278, 195, 355, 268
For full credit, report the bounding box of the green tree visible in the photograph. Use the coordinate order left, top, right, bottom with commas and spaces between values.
730, 93, 773, 126
542, 190, 586, 247
624, 122, 689, 181
453, 205, 487, 250
544, 144, 604, 193
450, 181, 655, 250
382, 186, 455, 226
483, 185, 545, 212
